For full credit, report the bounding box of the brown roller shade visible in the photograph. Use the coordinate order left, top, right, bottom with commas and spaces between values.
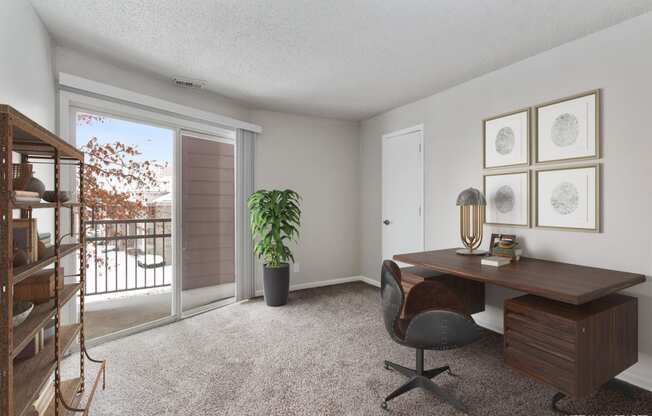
182, 136, 235, 290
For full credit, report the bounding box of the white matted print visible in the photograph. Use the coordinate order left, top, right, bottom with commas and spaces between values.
536, 165, 599, 231
536, 91, 599, 163
484, 109, 529, 168
484, 172, 529, 226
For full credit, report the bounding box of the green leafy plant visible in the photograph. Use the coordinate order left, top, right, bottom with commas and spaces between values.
248, 189, 301, 268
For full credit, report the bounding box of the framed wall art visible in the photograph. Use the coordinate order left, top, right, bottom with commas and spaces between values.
535, 90, 600, 163
535, 165, 600, 231
483, 109, 530, 169
484, 171, 530, 227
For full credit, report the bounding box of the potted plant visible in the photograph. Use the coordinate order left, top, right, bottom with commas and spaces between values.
248, 189, 301, 306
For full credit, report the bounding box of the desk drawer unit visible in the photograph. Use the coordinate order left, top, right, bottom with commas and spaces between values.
504, 294, 638, 398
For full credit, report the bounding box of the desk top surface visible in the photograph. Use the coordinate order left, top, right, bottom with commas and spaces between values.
393, 249, 646, 305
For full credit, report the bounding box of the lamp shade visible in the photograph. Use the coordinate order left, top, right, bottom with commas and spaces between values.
456, 187, 486, 206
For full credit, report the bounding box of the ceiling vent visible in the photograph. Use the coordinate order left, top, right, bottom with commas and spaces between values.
173, 77, 207, 89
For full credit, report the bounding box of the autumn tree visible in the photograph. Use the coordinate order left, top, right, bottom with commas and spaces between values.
77, 115, 167, 220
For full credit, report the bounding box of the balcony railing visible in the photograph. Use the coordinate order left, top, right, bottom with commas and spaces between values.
86, 217, 172, 296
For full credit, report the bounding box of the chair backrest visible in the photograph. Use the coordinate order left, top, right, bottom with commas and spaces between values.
380, 260, 404, 340
381, 260, 482, 350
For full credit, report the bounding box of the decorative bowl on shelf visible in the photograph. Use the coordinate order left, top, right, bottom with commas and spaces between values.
42, 191, 72, 203
12, 163, 33, 190
25, 177, 46, 197
13, 301, 34, 327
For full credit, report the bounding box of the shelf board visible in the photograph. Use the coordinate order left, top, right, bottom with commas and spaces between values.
12, 284, 81, 358
14, 244, 81, 285
11, 201, 80, 210
14, 324, 81, 416
12, 201, 57, 209
1, 105, 84, 161
43, 377, 82, 416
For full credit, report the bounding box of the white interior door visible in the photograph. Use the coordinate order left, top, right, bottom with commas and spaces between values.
382, 126, 424, 265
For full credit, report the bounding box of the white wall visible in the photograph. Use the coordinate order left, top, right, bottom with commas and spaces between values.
54, 46, 251, 122
1, 0, 56, 236
52, 47, 363, 290
250, 110, 360, 292
0, 0, 55, 129
359, 11, 652, 390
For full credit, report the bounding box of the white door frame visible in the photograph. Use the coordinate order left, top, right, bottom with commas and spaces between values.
381, 124, 425, 262
59, 91, 238, 345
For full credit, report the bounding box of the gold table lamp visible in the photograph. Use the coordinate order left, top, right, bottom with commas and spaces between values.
456, 187, 488, 255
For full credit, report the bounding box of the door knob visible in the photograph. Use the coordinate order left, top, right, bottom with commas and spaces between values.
383, 219, 391, 225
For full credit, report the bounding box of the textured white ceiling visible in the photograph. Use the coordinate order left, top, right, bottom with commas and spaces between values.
30, 0, 652, 120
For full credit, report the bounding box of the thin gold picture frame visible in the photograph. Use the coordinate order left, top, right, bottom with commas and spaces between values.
483, 108, 531, 170
534, 164, 601, 232
534, 89, 601, 165
483, 170, 531, 228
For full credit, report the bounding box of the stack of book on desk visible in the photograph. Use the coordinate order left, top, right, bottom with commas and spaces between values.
492, 236, 522, 261
481, 256, 512, 267
494, 245, 523, 261
483, 235, 523, 266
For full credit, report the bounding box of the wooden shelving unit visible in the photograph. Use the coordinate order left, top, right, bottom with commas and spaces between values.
14, 245, 81, 285
1, 105, 106, 416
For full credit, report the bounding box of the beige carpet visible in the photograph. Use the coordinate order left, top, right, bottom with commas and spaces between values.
71, 282, 651, 415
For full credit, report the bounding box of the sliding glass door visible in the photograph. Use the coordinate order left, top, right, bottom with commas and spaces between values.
69, 101, 239, 343
181, 131, 236, 313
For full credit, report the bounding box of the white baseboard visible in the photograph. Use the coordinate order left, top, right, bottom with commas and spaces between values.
254, 275, 367, 297
355, 275, 652, 392
357, 275, 380, 288
472, 315, 503, 335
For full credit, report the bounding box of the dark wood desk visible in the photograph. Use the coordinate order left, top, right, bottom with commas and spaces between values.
393, 248, 646, 405
394, 248, 645, 305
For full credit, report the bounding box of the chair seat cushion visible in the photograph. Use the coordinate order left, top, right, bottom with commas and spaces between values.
403, 309, 482, 350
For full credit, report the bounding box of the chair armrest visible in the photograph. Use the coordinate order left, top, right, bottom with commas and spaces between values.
403, 279, 470, 321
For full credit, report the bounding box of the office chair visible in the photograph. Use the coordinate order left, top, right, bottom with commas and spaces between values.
380, 260, 482, 411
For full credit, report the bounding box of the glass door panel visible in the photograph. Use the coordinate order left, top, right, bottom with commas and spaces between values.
181, 132, 235, 312
75, 109, 174, 339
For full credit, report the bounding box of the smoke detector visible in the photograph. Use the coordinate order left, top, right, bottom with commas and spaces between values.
173, 77, 207, 89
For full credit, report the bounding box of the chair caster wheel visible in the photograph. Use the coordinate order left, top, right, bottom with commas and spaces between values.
381, 401, 388, 410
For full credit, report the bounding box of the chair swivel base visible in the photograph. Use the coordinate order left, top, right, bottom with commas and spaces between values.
382, 350, 465, 412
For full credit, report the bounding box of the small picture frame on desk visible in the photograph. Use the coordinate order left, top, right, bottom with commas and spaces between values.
489, 233, 516, 256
